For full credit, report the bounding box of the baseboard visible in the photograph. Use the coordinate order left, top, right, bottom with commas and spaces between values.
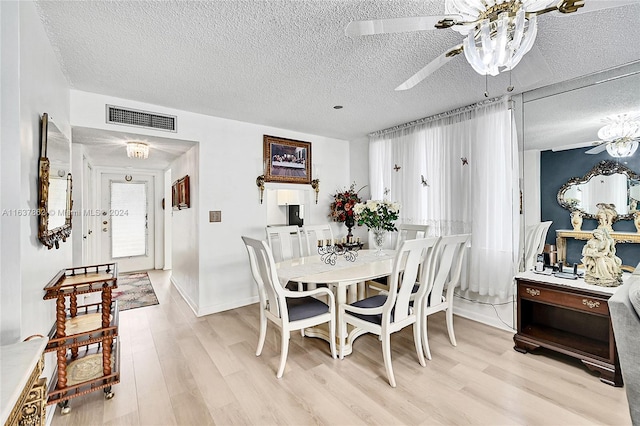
45, 402, 55, 426
169, 275, 199, 317
197, 296, 260, 317
452, 297, 515, 333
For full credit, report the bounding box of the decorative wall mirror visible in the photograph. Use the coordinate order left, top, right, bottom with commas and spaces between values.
38, 113, 73, 249
557, 160, 640, 220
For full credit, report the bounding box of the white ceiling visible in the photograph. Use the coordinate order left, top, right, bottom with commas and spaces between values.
36, 0, 640, 144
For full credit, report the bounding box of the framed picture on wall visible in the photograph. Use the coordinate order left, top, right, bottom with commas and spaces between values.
263, 135, 312, 184
172, 175, 190, 210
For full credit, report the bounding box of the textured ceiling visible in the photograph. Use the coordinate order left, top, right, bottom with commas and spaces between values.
36, 0, 640, 143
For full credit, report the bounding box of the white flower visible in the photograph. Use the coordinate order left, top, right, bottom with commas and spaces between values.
366, 200, 379, 211
353, 203, 365, 215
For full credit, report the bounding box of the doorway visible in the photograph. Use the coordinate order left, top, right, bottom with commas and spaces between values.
99, 173, 155, 272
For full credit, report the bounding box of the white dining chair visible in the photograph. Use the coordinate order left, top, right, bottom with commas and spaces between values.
266, 225, 304, 262
393, 224, 430, 250
522, 221, 552, 271
339, 237, 440, 387
301, 224, 334, 256
420, 233, 471, 360
368, 223, 430, 295
242, 236, 336, 378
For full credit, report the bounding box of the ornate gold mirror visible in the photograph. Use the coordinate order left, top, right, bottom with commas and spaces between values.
557, 160, 640, 221
38, 113, 72, 249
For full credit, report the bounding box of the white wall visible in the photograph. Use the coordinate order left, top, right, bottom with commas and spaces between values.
0, 0, 72, 343
0, 0, 23, 345
70, 90, 354, 316
523, 149, 541, 226
169, 145, 199, 311
18, 0, 73, 341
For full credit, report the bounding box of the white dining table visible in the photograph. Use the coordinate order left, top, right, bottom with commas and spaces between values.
276, 249, 396, 355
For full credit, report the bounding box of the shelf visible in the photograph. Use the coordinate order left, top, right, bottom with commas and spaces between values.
43, 263, 117, 299
45, 302, 119, 352
520, 323, 610, 360
46, 339, 120, 406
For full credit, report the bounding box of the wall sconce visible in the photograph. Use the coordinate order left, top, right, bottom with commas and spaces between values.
256, 175, 265, 204
311, 179, 320, 204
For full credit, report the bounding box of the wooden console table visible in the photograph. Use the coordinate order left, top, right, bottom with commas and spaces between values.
514, 271, 622, 386
556, 229, 640, 270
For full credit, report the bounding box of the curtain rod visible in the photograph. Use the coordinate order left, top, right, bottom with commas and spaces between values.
368, 95, 509, 138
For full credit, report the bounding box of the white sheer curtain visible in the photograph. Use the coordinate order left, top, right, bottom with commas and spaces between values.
369, 97, 519, 298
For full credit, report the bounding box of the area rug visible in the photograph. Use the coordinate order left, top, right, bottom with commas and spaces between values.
114, 272, 159, 311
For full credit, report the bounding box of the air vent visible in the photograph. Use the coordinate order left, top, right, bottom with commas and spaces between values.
106, 105, 177, 132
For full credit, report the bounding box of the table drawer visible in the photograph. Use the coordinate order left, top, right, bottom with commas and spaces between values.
519, 283, 609, 315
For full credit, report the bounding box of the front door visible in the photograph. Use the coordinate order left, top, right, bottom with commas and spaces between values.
99, 173, 155, 272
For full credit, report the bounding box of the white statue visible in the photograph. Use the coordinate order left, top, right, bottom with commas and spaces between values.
595, 203, 617, 233
581, 228, 622, 287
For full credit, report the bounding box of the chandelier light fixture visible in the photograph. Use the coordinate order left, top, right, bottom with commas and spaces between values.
597, 113, 640, 158
126, 141, 149, 159
446, 0, 556, 76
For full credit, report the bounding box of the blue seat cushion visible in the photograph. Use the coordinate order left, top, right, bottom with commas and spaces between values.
348, 294, 388, 325
286, 296, 330, 321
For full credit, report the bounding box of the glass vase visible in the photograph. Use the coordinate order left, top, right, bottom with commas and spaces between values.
372, 228, 387, 256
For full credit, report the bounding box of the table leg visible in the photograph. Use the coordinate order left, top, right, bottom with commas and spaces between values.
357, 282, 365, 300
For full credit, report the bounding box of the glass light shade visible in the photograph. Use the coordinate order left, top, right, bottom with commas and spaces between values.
597, 113, 640, 158
126, 142, 149, 159
463, 9, 537, 76
447, 0, 554, 76
597, 113, 640, 141
605, 140, 639, 158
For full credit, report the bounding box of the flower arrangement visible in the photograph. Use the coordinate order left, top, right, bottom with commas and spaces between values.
329, 183, 364, 223
353, 200, 400, 232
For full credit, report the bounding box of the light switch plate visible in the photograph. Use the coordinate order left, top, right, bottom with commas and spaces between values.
209, 211, 221, 222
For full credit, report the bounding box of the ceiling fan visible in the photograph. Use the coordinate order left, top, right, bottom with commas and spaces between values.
345, 0, 635, 91
585, 112, 640, 157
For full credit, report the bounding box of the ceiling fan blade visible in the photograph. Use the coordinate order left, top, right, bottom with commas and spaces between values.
585, 143, 608, 154
554, 0, 637, 16
345, 15, 462, 37
395, 45, 463, 91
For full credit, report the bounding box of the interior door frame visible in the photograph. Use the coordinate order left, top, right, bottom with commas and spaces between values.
93, 166, 165, 270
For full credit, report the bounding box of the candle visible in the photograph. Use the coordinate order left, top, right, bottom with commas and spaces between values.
325, 239, 330, 247
317, 239, 322, 247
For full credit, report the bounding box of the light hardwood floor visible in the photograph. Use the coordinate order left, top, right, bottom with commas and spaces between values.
52, 269, 631, 425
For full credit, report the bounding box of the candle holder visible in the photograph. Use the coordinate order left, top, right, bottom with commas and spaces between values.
311, 179, 320, 204
256, 175, 265, 204
317, 241, 363, 265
